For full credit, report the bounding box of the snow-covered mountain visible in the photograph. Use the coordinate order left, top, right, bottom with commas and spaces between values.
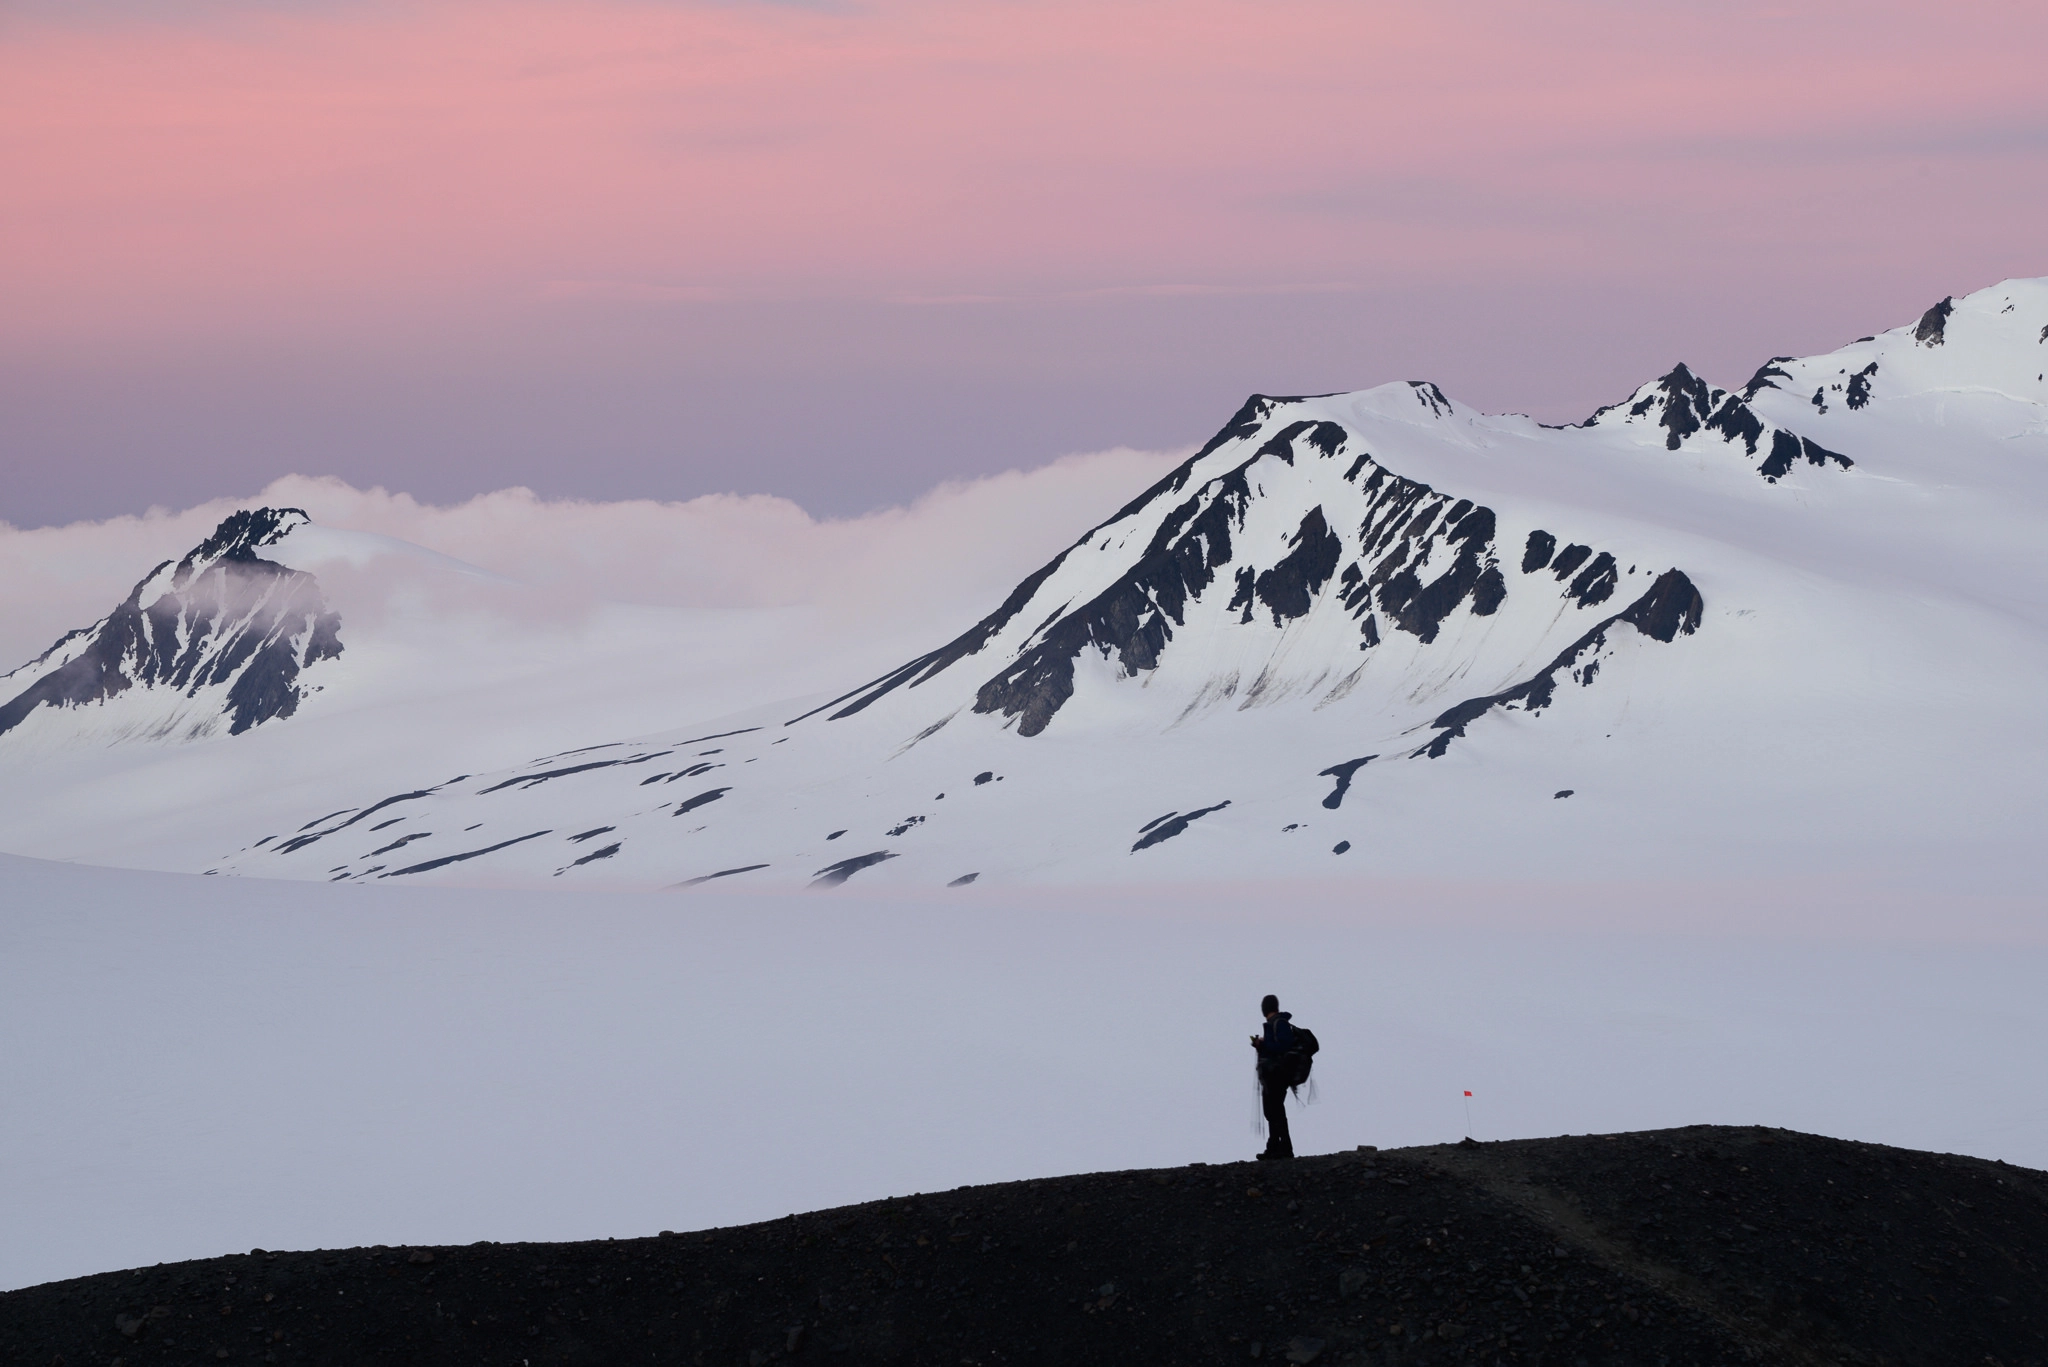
6, 277, 2046, 890
0, 509, 344, 748
182, 279, 2048, 890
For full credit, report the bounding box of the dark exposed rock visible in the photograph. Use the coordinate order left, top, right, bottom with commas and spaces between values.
1316, 757, 1375, 810
478, 752, 670, 794
1331, 840, 1350, 854
1846, 361, 1878, 410
947, 873, 980, 887
1251, 508, 1343, 624
810, 851, 897, 887
1418, 570, 1703, 757
1554, 790, 1574, 799
1738, 357, 1796, 399
1702, 391, 1766, 453
973, 772, 995, 785
269, 789, 439, 854
1254, 420, 1346, 466
569, 827, 616, 843
1131, 801, 1230, 852
785, 401, 1325, 731
1758, 429, 1804, 481
1356, 484, 1502, 643
0, 507, 342, 741
1405, 379, 1453, 415
1619, 570, 1706, 642
670, 788, 731, 817
969, 460, 1258, 735
1759, 433, 1854, 481
1584, 366, 1854, 482
1617, 363, 1715, 449
810, 396, 1537, 737
788, 388, 1702, 747
568, 842, 622, 867
1914, 295, 1953, 346
1566, 552, 1618, 608
681, 864, 770, 886
380, 830, 552, 878
1549, 543, 1592, 581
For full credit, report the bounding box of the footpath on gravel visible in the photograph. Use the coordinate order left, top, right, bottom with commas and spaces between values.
5, 1125, 2044, 1366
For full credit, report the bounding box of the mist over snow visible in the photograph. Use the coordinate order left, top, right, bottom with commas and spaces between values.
5, 280, 2048, 898
4, 282, 2048, 1296
4, 850, 2045, 1293
0, 448, 1180, 674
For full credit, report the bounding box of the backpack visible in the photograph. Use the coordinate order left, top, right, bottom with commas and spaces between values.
1287, 1026, 1320, 1087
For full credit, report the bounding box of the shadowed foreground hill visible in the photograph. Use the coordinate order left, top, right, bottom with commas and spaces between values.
5, 1127, 2045, 1366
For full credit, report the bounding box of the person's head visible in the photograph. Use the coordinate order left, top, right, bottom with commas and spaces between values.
1261, 994, 1279, 1019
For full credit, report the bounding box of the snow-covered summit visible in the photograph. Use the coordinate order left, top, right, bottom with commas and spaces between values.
1581, 363, 1853, 483
1743, 277, 2048, 419
0, 508, 343, 748
800, 380, 1703, 752
13, 278, 2048, 889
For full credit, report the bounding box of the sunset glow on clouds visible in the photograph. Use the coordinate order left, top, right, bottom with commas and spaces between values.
3, 0, 2045, 524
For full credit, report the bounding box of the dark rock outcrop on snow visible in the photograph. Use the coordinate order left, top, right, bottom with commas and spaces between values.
1318, 757, 1375, 809
811, 851, 897, 886
0, 507, 341, 742
1584, 364, 1853, 481
7, 1127, 2042, 1367
796, 388, 1710, 742
1915, 295, 1954, 346
1130, 801, 1231, 852
1417, 570, 1704, 759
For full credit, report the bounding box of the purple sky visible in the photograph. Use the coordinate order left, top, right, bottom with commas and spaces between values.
3, 0, 2044, 528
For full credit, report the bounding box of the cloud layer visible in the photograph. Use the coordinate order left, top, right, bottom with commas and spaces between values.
0, 447, 1179, 675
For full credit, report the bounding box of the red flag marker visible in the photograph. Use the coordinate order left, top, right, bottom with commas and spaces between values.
1463, 1091, 1472, 1097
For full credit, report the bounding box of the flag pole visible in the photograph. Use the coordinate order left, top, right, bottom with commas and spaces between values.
1462, 1090, 1473, 1138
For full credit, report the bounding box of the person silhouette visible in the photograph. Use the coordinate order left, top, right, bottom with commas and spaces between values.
1249, 993, 1296, 1160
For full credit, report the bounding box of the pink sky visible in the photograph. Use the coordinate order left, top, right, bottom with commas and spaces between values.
3, 0, 2045, 525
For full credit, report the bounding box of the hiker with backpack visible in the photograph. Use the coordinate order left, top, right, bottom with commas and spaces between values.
1249, 993, 1317, 1161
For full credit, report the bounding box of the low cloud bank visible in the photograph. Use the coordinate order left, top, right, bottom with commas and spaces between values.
0, 448, 1180, 672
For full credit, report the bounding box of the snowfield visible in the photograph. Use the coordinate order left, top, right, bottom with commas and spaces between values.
8, 277, 2025, 895
3, 849, 2043, 1293
2, 279, 2046, 1291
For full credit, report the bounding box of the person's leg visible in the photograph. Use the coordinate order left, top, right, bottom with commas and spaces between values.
1261, 1081, 1293, 1158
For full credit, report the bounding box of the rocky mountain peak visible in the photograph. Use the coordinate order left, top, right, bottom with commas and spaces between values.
1584, 361, 1852, 482
0, 508, 341, 746
176, 507, 310, 579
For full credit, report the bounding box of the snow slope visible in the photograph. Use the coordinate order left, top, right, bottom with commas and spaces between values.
0, 515, 991, 870
4, 849, 2043, 1292
3, 278, 2046, 898
0, 509, 345, 750
190, 278, 2048, 895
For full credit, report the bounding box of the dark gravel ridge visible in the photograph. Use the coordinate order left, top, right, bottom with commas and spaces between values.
6, 1126, 2045, 1366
